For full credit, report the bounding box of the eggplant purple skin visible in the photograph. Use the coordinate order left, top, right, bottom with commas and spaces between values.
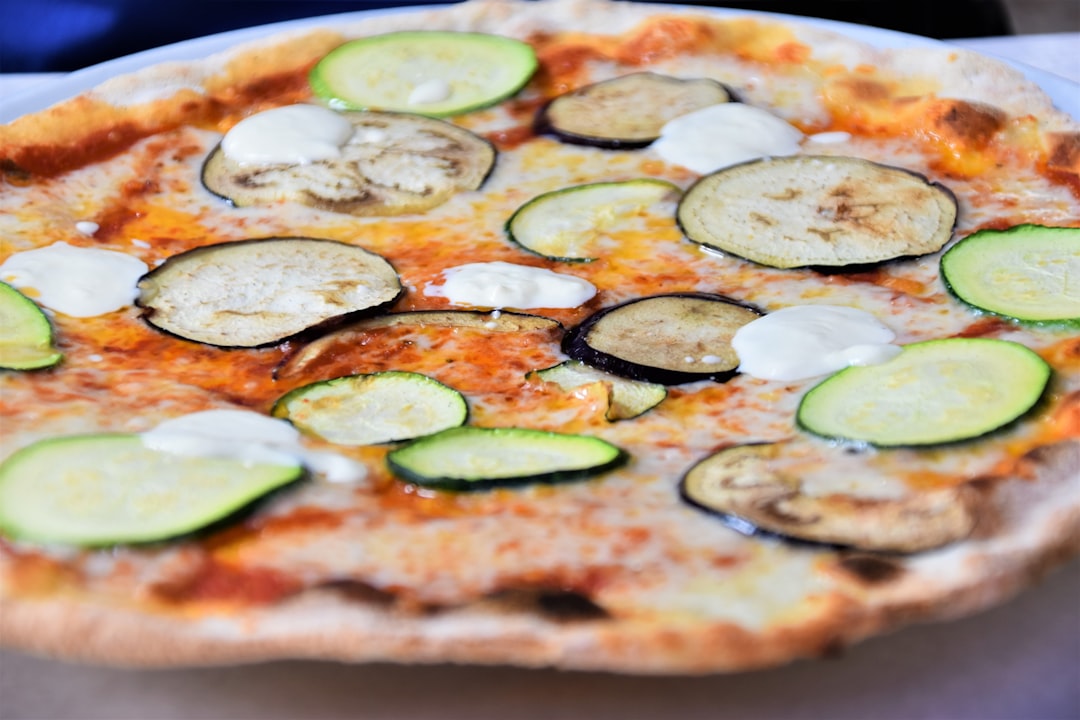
533, 107, 655, 150
533, 75, 739, 150
561, 292, 763, 386
135, 236, 406, 351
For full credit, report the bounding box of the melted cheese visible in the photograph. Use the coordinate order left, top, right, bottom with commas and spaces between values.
732, 305, 901, 381
651, 103, 804, 174
0, 241, 147, 317
424, 261, 597, 309
221, 104, 354, 165
143, 410, 367, 484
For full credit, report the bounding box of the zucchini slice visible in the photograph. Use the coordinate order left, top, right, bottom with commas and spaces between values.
273, 371, 467, 445
679, 443, 978, 552
0, 434, 303, 546
310, 31, 538, 117
202, 110, 495, 216
798, 338, 1051, 447
940, 224, 1080, 326
536, 73, 732, 149
528, 360, 667, 421
562, 293, 762, 385
678, 156, 957, 269
387, 426, 627, 491
137, 237, 402, 348
506, 179, 680, 262
0, 281, 61, 370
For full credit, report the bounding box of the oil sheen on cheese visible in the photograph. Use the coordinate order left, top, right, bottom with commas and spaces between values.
651, 103, 804, 174
0, 241, 148, 317
732, 305, 901, 381
221, 104, 355, 165
141, 409, 367, 484
424, 261, 596, 309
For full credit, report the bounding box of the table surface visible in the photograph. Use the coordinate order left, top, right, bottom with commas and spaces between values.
2, 31, 1078, 720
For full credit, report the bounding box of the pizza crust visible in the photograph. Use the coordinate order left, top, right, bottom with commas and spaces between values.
1, 0, 1078, 675
3, 441, 1075, 673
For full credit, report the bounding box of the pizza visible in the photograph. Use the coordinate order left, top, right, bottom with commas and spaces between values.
0, 0, 1077, 675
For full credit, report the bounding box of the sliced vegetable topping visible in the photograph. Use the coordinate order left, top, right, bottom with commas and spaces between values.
273, 371, 468, 445
680, 443, 978, 552
310, 31, 538, 116
137, 237, 402, 348
941, 224, 1080, 326
387, 426, 626, 490
563, 293, 762, 385
0, 282, 61, 370
275, 310, 562, 387
678, 156, 957, 269
528, 360, 667, 421
536, 73, 732, 148
798, 338, 1051, 447
0, 434, 303, 546
506, 179, 680, 262
202, 111, 495, 216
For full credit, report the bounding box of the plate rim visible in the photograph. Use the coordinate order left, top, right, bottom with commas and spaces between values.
2, 1, 1077, 124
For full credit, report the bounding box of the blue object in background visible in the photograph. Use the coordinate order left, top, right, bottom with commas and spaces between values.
0, 0, 457, 72
0, 0, 1012, 73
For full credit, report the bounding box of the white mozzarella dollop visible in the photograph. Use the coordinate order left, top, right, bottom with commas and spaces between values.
732, 305, 901, 381
408, 78, 453, 106
424, 261, 597, 309
221, 104, 355, 165
651, 103, 804, 174
142, 409, 367, 484
0, 241, 148, 317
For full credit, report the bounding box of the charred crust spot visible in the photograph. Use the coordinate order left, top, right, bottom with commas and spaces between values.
841, 78, 890, 103
321, 579, 397, 606
749, 212, 776, 226
485, 588, 611, 622
835, 554, 905, 584
0, 158, 32, 183
931, 100, 1005, 148
817, 636, 848, 659
537, 591, 611, 621
1047, 132, 1080, 175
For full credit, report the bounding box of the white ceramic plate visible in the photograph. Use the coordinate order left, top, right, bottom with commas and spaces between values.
2, 3, 1077, 122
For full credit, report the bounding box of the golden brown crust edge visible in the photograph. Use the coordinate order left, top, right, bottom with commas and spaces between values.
2, 0, 1075, 160
3, 442, 1076, 675
1, 0, 1078, 675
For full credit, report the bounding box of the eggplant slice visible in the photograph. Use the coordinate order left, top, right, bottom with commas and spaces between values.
279, 309, 561, 378
563, 293, 762, 385
202, 111, 495, 216
678, 156, 957, 270
680, 443, 980, 552
536, 73, 732, 149
137, 237, 403, 348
